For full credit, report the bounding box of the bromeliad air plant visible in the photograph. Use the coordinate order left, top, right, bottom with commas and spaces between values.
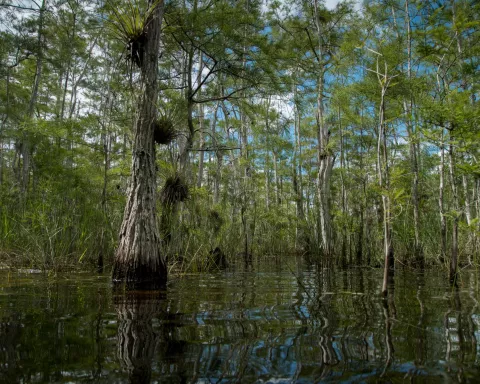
161, 173, 189, 206
107, 0, 163, 68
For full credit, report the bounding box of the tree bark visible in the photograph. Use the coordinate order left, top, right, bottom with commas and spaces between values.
452, 1, 476, 262
439, 137, 447, 262
99, 73, 113, 274
293, 82, 304, 221
211, 103, 220, 204
273, 151, 280, 205
0, 67, 10, 186
314, 0, 334, 258
112, 0, 166, 289
378, 68, 394, 296
448, 140, 459, 285
339, 105, 348, 266
196, 54, 205, 188
293, 83, 305, 250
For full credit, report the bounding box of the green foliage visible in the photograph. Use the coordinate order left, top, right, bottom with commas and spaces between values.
1, 0, 480, 272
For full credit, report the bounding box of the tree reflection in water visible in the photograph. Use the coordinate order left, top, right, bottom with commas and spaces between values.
445, 286, 465, 382
2, 269, 480, 382
114, 291, 166, 384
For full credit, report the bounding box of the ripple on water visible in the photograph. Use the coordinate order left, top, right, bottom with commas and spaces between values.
0, 266, 480, 383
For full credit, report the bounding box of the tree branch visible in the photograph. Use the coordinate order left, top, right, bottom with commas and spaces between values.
192, 87, 249, 104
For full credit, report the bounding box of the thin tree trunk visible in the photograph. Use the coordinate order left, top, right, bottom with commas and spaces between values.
404, 0, 422, 265
68, 35, 99, 120
100, 129, 109, 274
448, 140, 459, 285
295, 110, 304, 217
99, 71, 113, 274
179, 0, 198, 176
265, 163, 270, 210
293, 82, 305, 250
462, 172, 474, 263
439, 136, 447, 262
452, 1, 475, 262
339, 106, 348, 266
60, 12, 74, 122
0, 67, 10, 186
196, 116, 204, 187
196, 54, 205, 188
19, 0, 46, 198
378, 71, 394, 296
273, 151, 280, 205
112, 0, 166, 289
180, 44, 195, 173
356, 108, 366, 265
210, 103, 220, 204
314, 0, 334, 258
463, 174, 472, 226
264, 97, 271, 210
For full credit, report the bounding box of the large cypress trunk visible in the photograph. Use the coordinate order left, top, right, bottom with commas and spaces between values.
112, 0, 166, 289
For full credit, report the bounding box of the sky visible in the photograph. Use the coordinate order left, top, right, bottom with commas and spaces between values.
325, 0, 362, 11
325, 0, 343, 9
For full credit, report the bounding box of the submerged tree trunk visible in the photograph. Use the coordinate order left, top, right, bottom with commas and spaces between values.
112, 0, 166, 289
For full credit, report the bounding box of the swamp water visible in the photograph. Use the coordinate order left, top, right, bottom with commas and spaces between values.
1, 264, 480, 383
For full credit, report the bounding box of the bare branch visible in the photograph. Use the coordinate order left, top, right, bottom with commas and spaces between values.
192, 87, 249, 104
0, 2, 40, 11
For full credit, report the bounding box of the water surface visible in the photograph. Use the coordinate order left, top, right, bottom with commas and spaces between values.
1, 263, 480, 383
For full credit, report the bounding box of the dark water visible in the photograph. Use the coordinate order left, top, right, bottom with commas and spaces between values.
1, 263, 480, 383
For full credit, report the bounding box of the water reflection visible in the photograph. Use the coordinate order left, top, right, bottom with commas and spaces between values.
381, 291, 395, 377
114, 291, 166, 384
445, 286, 466, 382
0, 312, 22, 382
1, 268, 480, 382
